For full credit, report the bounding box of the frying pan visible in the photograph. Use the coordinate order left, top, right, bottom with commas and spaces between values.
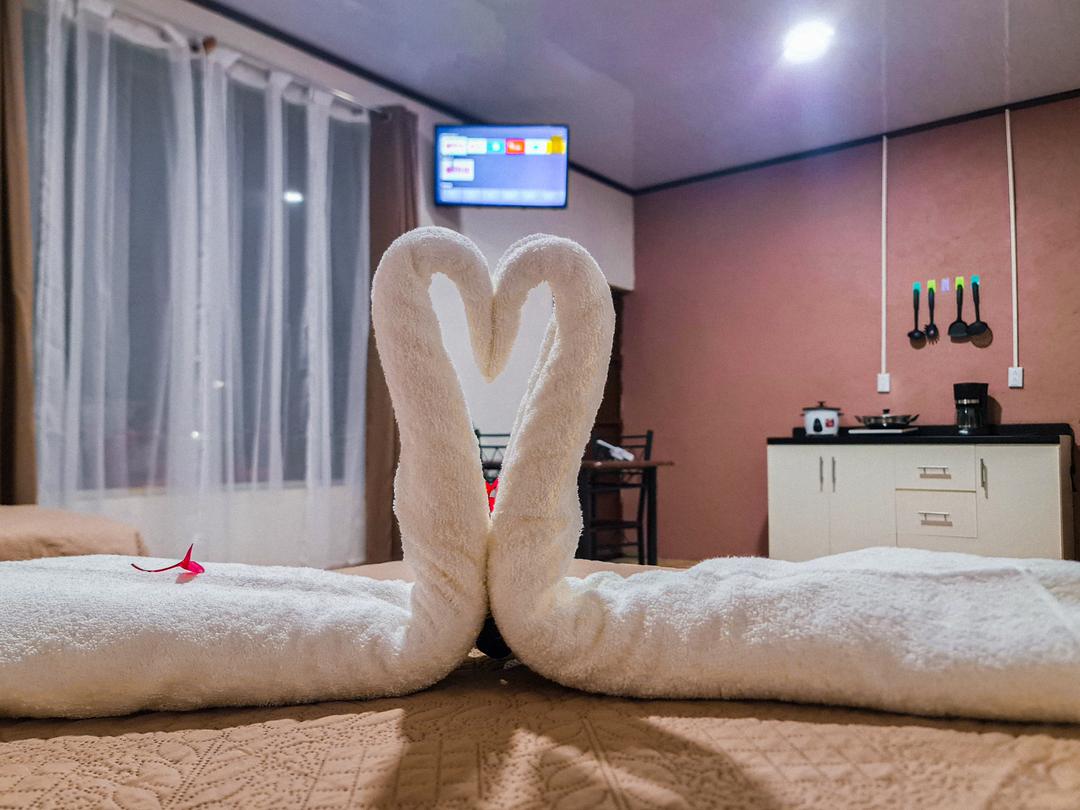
854, 409, 919, 428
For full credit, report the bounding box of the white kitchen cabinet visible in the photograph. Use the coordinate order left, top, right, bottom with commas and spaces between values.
766, 445, 829, 561
972, 444, 1073, 559
767, 445, 895, 560
768, 433, 1075, 562
828, 446, 897, 553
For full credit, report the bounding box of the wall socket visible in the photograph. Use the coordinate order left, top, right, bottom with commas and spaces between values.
1008, 366, 1024, 388
876, 373, 891, 393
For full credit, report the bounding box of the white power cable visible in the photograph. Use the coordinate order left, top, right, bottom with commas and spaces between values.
880, 135, 888, 377
1005, 109, 1019, 368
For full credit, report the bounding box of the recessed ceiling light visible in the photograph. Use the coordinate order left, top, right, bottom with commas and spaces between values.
283, 189, 304, 204
782, 21, 834, 63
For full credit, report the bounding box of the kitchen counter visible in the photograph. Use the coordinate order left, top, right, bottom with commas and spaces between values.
767, 424, 1076, 561
768, 423, 1073, 445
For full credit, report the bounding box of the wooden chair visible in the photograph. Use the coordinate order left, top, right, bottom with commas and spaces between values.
580, 431, 653, 564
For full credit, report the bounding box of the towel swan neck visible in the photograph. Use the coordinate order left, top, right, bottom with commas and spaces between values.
370, 227, 494, 675
487, 236, 617, 657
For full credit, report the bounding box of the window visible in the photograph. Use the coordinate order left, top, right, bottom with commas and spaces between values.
23, 0, 370, 566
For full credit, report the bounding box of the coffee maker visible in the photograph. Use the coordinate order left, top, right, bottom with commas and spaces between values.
954, 382, 989, 434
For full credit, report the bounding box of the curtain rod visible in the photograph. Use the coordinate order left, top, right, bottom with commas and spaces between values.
100, 1, 387, 119
196, 35, 388, 119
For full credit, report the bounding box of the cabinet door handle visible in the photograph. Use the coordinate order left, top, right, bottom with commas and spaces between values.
918, 510, 951, 523
917, 465, 950, 476
819, 456, 824, 492
980, 458, 988, 498
831, 457, 837, 493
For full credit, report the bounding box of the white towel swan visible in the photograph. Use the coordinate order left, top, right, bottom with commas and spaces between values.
0, 227, 498, 718
485, 233, 1080, 723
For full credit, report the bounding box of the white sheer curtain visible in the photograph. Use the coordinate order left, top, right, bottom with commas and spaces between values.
23, 0, 370, 567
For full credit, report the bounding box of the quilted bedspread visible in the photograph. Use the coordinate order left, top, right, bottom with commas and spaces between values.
2, 652, 1079, 809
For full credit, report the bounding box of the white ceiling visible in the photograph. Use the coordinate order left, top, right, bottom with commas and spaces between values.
215, 0, 1080, 190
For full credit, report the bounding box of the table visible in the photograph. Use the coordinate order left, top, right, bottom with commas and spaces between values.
483, 459, 673, 565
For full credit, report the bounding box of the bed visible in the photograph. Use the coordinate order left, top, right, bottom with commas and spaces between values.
0, 506, 146, 561
2, 560, 1078, 808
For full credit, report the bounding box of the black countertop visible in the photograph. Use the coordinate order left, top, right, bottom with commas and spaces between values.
768, 423, 1073, 445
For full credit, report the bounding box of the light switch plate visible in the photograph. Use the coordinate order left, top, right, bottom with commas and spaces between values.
877, 373, 891, 393
1008, 366, 1024, 388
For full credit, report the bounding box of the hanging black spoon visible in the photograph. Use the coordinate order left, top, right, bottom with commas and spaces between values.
925, 286, 939, 342
948, 278, 969, 339
967, 278, 988, 336
908, 283, 925, 342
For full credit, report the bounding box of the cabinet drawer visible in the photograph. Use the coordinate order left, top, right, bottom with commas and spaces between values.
893, 446, 976, 491
895, 490, 978, 538
896, 533, 982, 554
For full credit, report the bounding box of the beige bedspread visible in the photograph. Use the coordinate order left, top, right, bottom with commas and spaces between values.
2, 560, 1078, 808
2, 653, 1079, 808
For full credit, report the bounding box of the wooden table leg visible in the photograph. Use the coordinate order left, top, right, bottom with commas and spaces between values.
645, 466, 658, 565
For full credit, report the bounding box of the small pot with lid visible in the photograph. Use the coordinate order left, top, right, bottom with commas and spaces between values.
802, 401, 842, 436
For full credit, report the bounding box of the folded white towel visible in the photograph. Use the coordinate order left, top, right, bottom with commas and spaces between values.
0, 227, 499, 718
493, 546, 1080, 722
0, 556, 468, 717
483, 229, 1080, 723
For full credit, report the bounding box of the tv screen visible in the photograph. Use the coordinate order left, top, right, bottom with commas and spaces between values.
434, 124, 568, 208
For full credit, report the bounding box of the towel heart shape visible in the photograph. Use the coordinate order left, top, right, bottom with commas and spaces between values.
371, 227, 615, 525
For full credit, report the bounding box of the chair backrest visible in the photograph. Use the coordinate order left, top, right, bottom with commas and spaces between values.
590, 430, 653, 462
588, 430, 654, 534
475, 431, 511, 482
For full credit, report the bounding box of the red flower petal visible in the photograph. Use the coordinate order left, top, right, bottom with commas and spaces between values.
132, 544, 204, 575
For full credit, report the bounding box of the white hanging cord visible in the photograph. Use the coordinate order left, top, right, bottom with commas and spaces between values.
1005, 109, 1019, 367
880, 135, 888, 376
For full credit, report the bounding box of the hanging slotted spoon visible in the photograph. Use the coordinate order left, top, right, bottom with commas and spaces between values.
948, 279, 969, 339
925, 287, 939, 343
967, 279, 988, 336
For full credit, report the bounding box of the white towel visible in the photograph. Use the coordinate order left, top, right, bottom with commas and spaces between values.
0, 227, 500, 718
482, 230, 1080, 723
0, 556, 469, 717
491, 546, 1080, 722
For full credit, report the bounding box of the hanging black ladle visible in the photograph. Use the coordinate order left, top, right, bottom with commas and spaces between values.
908, 283, 925, 342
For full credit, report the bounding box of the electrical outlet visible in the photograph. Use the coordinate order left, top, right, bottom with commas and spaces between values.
1008, 367, 1024, 388
877, 373, 891, 393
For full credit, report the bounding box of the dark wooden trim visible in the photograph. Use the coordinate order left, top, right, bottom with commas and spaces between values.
637, 86, 1080, 195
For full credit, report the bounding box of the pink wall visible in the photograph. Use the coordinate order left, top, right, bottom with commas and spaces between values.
625, 98, 1080, 561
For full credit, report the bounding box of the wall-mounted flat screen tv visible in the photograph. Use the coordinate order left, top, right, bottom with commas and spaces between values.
434, 124, 568, 208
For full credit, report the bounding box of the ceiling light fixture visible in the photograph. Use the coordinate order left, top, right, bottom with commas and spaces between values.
283, 189, 304, 204
782, 21, 834, 63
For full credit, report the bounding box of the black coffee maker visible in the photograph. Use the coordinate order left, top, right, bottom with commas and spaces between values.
954, 382, 989, 434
